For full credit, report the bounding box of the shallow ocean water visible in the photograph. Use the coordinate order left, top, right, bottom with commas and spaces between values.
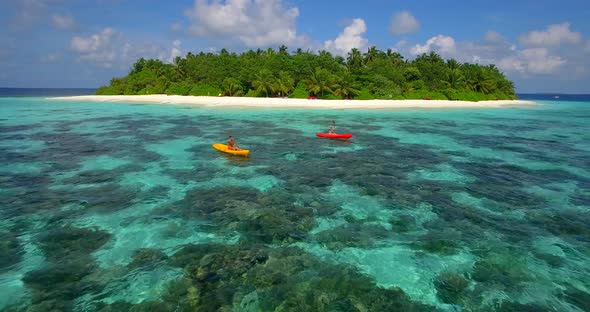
0, 96, 589, 311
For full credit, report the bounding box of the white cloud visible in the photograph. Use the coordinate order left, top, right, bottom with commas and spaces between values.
185, 0, 304, 47
410, 35, 455, 56
70, 28, 118, 67
403, 31, 567, 76
496, 56, 525, 74
70, 27, 187, 69
324, 18, 368, 56
51, 14, 76, 30
169, 40, 183, 63
484, 31, 504, 43
519, 22, 582, 47
390, 39, 407, 53
71, 28, 116, 53
8, 0, 68, 31
390, 11, 420, 35
521, 48, 566, 73
474, 43, 566, 75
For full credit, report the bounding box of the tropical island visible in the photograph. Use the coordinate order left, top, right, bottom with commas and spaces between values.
95, 46, 518, 102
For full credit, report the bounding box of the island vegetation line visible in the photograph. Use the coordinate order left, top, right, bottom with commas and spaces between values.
96, 46, 517, 102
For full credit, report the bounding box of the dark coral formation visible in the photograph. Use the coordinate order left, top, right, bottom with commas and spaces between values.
166, 186, 316, 244
434, 271, 469, 304
560, 286, 590, 312
0, 231, 23, 272
37, 226, 111, 260
128, 248, 168, 269
313, 223, 392, 250
22, 260, 100, 310
11, 226, 113, 311
471, 252, 532, 291
97, 244, 437, 312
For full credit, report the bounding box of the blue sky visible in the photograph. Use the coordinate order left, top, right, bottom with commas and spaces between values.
1, 0, 589, 93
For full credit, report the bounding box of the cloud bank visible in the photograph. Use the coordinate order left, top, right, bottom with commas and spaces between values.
390, 11, 420, 35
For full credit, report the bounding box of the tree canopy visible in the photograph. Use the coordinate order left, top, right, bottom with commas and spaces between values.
96, 46, 517, 101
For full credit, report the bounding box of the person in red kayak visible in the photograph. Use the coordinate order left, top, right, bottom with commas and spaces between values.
328, 120, 336, 134
227, 135, 239, 150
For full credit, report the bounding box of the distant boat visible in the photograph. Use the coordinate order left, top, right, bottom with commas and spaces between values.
554, 95, 560, 99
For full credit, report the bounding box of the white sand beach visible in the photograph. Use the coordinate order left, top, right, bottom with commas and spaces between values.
49, 95, 538, 110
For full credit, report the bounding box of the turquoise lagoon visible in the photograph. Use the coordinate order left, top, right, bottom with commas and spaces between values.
0, 95, 589, 311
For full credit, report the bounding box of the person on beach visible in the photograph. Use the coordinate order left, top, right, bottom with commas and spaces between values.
328, 121, 336, 134
227, 135, 239, 150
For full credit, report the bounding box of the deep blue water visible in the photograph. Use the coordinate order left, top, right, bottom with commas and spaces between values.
0, 88, 96, 97
518, 93, 590, 102
0, 95, 589, 311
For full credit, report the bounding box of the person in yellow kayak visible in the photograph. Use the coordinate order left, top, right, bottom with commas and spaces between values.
328, 120, 336, 134
227, 135, 240, 150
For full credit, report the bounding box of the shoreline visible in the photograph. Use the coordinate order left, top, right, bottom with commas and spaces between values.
48, 95, 539, 110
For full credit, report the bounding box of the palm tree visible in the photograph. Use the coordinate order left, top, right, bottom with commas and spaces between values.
172, 56, 186, 80
252, 69, 275, 97
222, 77, 243, 96
331, 70, 360, 98
446, 59, 460, 71
363, 46, 378, 64
219, 48, 229, 57
279, 45, 289, 56
273, 71, 294, 97
386, 49, 404, 66
319, 50, 332, 58
346, 48, 363, 71
445, 59, 464, 89
425, 51, 445, 65
304, 67, 333, 97
465, 67, 494, 94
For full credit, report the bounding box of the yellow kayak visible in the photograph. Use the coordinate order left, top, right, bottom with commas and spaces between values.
212, 143, 250, 156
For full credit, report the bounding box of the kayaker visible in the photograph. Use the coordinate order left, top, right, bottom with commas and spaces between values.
227, 135, 238, 150
328, 121, 336, 134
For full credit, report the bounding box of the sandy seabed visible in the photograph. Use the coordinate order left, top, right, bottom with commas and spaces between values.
49, 95, 538, 110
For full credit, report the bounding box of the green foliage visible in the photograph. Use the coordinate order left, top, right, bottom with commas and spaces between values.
403, 90, 448, 100
317, 93, 340, 100
443, 89, 492, 101
95, 85, 120, 95
368, 75, 401, 99
289, 82, 308, 98
273, 71, 294, 97
165, 82, 193, 95
97, 46, 517, 101
356, 89, 375, 100
222, 77, 244, 96
189, 84, 222, 96
304, 67, 333, 97
245, 89, 258, 97
332, 70, 360, 99
252, 69, 275, 97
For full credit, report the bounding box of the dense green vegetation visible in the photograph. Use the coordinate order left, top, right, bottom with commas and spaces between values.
96, 46, 517, 101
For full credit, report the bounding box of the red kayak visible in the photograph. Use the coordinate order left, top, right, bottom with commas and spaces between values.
316, 133, 353, 139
